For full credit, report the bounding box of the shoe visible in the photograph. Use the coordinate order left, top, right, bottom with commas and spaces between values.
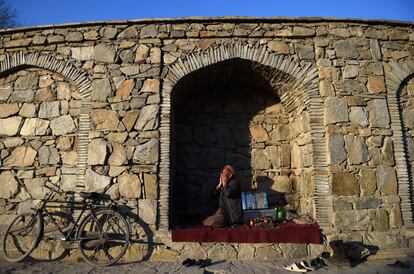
298, 261, 315, 271
283, 262, 309, 272
182, 258, 196, 266
198, 259, 212, 268
310, 257, 327, 269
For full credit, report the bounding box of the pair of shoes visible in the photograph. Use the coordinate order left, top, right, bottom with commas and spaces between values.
182, 258, 211, 268
283, 261, 315, 272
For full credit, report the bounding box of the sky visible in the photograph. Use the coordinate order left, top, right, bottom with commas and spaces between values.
10, 0, 414, 27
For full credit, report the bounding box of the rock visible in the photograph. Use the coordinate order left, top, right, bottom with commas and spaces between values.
0, 171, 19, 198
135, 44, 150, 63
335, 210, 370, 230
134, 105, 159, 131
0, 85, 12, 100
116, 79, 134, 97
144, 173, 157, 199
370, 39, 382, 60
122, 109, 139, 131
24, 178, 47, 199
71, 46, 94, 60
382, 137, 395, 166
107, 132, 128, 143
141, 78, 160, 93
374, 209, 389, 232
85, 169, 111, 192
94, 44, 116, 63
264, 146, 281, 168
9, 89, 34, 103
343, 65, 358, 78
57, 82, 72, 100
109, 166, 127, 177
5, 146, 37, 167
34, 88, 55, 102
324, 97, 349, 124
118, 26, 138, 38
331, 172, 359, 196
118, 172, 141, 198
367, 99, 390, 128
341, 79, 363, 93
295, 44, 314, 60
14, 73, 38, 90
267, 41, 289, 54
349, 107, 368, 127
19, 103, 36, 117
251, 149, 271, 170
403, 108, 414, 129
270, 175, 292, 193
237, 244, 256, 260
319, 80, 334, 96
376, 165, 397, 195
355, 197, 381, 209
38, 101, 60, 118
120, 65, 140, 76
390, 204, 402, 228
2, 137, 24, 147
207, 244, 238, 260
0, 104, 19, 118
88, 138, 107, 165
150, 248, 178, 262
60, 175, 77, 191
255, 245, 283, 260
249, 125, 268, 142
50, 115, 76, 135
101, 27, 118, 39
38, 146, 60, 165
327, 133, 347, 164
359, 168, 376, 196
0, 117, 22, 136
293, 26, 315, 37
56, 136, 72, 151
140, 25, 158, 38
133, 139, 159, 164
108, 143, 127, 166
138, 199, 157, 224
333, 198, 352, 211
367, 76, 385, 93
66, 31, 83, 41
20, 118, 49, 136
91, 109, 119, 130
334, 40, 358, 59
345, 135, 369, 164
150, 47, 161, 63
269, 124, 290, 141
61, 151, 77, 165
91, 78, 111, 101
280, 243, 308, 259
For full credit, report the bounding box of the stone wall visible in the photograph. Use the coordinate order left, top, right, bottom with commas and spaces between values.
0, 17, 413, 260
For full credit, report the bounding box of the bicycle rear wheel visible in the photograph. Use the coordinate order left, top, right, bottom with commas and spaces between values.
77, 209, 130, 266
2, 211, 44, 262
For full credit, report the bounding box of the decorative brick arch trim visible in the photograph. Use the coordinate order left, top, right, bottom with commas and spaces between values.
158, 43, 331, 231
0, 52, 91, 191
384, 57, 414, 226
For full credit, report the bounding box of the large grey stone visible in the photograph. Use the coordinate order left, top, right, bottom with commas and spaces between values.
88, 138, 107, 165
118, 26, 138, 38
133, 139, 159, 164
60, 175, 77, 192
324, 96, 349, 124
91, 78, 112, 101
382, 137, 395, 166
20, 118, 49, 136
0, 117, 22, 136
367, 99, 390, 128
120, 65, 140, 76
335, 210, 370, 230
295, 44, 314, 60
38, 146, 60, 165
333, 198, 352, 212
280, 243, 308, 259
138, 199, 157, 224
355, 197, 381, 209
24, 178, 47, 199
334, 40, 359, 59
9, 89, 34, 103
341, 79, 363, 93
50, 115, 76, 135
118, 172, 141, 198
94, 44, 116, 63
71, 46, 94, 60
345, 136, 369, 164
0, 171, 19, 198
349, 107, 368, 127
327, 133, 347, 164
14, 73, 38, 90
140, 25, 158, 38
134, 105, 159, 131
376, 165, 397, 195
403, 108, 414, 129
207, 244, 238, 260
264, 146, 281, 168
255, 245, 283, 260
370, 39, 382, 60
251, 149, 271, 170
85, 169, 111, 192
4, 146, 37, 167
38, 101, 60, 118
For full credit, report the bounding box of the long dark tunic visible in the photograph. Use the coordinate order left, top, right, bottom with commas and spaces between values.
212, 177, 243, 224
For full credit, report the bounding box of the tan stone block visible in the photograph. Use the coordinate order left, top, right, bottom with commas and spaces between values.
319, 67, 331, 80
149, 247, 179, 262
134, 44, 150, 63
150, 47, 161, 63
141, 78, 160, 93
249, 124, 268, 142
57, 82, 72, 100
331, 172, 359, 196
389, 204, 402, 228
367, 76, 385, 93
319, 80, 335, 97
118, 172, 141, 198
359, 168, 376, 196
122, 109, 140, 132
144, 173, 157, 199
5, 146, 37, 167
108, 143, 127, 166
61, 151, 77, 166
267, 41, 289, 54
116, 79, 134, 97
197, 39, 214, 50
0, 104, 19, 118
56, 136, 72, 151
91, 109, 119, 130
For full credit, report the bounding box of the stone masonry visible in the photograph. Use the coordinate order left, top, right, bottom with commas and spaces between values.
0, 17, 413, 261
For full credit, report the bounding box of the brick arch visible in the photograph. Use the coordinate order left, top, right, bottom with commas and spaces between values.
158, 43, 331, 231
384, 57, 414, 227
0, 52, 91, 190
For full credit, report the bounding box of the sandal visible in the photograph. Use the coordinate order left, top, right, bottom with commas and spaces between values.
299, 261, 315, 271
182, 258, 196, 267
283, 262, 309, 272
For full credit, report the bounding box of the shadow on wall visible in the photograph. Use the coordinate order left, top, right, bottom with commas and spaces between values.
170, 58, 293, 228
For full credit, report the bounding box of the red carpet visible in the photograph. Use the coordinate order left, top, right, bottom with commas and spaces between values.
171, 221, 321, 244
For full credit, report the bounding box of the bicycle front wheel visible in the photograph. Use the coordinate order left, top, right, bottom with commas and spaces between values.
77, 209, 130, 266
2, 211, 44, 262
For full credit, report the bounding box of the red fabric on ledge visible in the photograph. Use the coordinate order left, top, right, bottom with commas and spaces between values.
171, 221, 321, 244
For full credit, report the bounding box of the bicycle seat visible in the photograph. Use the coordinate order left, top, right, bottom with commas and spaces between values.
80, 192, 100, 199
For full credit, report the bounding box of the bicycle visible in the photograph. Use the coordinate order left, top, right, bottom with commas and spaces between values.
2, 182, 131, 266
